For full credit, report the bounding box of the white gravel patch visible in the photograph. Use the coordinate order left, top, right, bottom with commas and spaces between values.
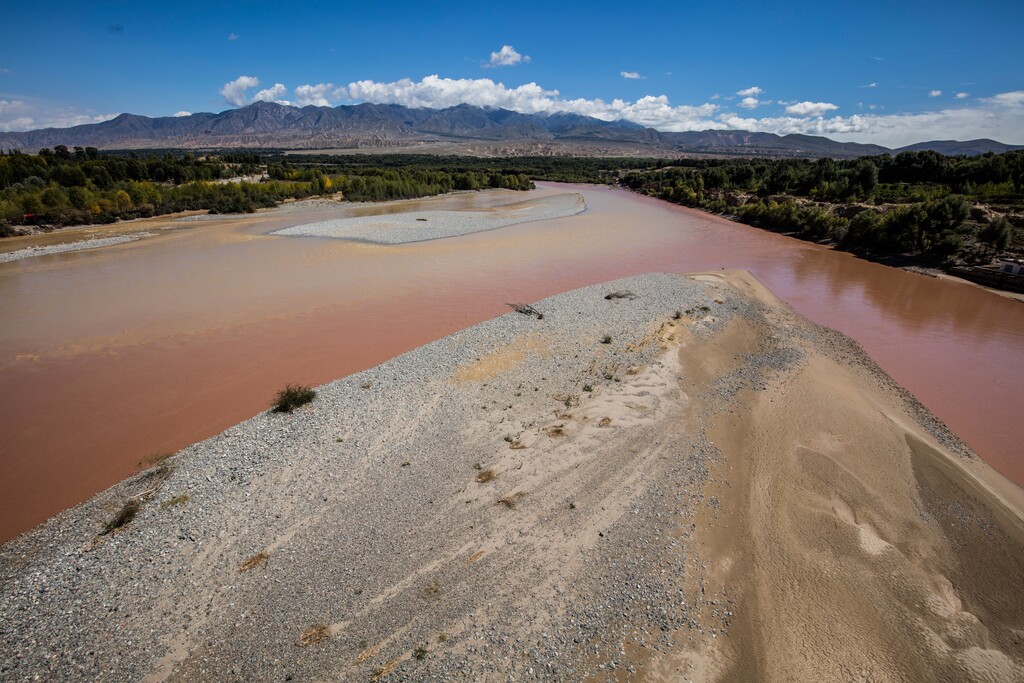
271, 192, 585, 244
0, 233, 153, 264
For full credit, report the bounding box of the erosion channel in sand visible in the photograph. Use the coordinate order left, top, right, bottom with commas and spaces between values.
2, 271, 1020, 681
0, 183, 1022, 542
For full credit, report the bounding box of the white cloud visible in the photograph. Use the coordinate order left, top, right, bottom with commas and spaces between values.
338, 77, 1024, 144
621, 71, 645, 80
219, 75, 260, 106
785, 101, 840, 117
172, 111, 191, 117
709, 93, 720, 100
228, 33, 238, 41
487, 45, 530, 67
0, 99, 116, 132
345, 75, 719, 130
738, 97, 761, 109
253, 83, 288, 103
295, 83, 346, 107
955, 92, 969, 99
929, 90, 942, 97
860, 82, 878, 88
983, 90, 1024, 107
736, 86, 763, 97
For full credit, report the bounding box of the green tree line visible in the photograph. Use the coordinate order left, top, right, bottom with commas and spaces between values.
0, 150, 534, 233
620, 150, 1023, 263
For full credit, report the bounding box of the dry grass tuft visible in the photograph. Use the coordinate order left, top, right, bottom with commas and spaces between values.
102, 499, 140, 535
355, 643, 381, 665
421, 579, 441, 599
371, 658, 401, 681
509, 440, 526, 450
295, 624, 330, 647
475, 469, 496, 484
598, 417, 612, 428
543, 424, 566, 438
497, 492, 526, 509
239, 551, 269, 572
160, 494, 190, 509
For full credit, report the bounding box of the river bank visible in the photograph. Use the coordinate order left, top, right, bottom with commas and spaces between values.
2, 271, 1020, 681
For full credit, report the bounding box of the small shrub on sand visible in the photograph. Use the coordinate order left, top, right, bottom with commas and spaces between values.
601, 335, 612, 344
239, 551, 269, 572
414, 646, 428, 660
272, 384, 316, 413
475, 469, 496, 484
421, 579, 441, 599
102, 499, 140, 535
295, 624, 330, 647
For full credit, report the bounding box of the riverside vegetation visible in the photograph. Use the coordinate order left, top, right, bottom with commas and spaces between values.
3, 147, 1022, 268
0, 147, 534, 233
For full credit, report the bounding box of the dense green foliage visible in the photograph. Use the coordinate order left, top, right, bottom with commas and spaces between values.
0, 149, 534, 233
621, 150, 1024, 263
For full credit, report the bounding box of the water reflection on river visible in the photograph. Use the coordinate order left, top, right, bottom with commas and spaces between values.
0, 182, 1020, 541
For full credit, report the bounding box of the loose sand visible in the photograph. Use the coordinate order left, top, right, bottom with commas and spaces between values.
270, 192, 585, 244
1, 271, 1021, 681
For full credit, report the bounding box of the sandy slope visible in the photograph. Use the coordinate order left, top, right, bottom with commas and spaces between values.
652, 272, 1024, 682
1, 271, 1021, 682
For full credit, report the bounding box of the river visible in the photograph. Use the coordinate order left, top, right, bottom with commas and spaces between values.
1, 182, 1021, 541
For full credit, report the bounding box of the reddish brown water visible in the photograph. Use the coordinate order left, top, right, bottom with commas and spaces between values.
1, 183, 1022, 541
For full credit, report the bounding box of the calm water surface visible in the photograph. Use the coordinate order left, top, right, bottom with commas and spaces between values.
1, 182, 1021, 541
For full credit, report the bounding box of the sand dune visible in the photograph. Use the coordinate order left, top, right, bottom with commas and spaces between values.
1, 270, 1020, 681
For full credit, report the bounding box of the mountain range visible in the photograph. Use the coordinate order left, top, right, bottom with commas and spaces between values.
1, 101, 1020, 158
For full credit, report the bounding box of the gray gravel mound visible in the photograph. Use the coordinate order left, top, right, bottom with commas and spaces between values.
0, 271, 789, 681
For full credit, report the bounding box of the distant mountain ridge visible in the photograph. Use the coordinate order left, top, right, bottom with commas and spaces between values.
0, 101, 1020, 158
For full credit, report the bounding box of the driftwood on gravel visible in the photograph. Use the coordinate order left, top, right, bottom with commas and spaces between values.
604, 290, 638, 300
507, 303, 544, 319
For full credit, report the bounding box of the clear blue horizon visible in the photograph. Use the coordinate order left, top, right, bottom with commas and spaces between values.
1, 0, 1022, 146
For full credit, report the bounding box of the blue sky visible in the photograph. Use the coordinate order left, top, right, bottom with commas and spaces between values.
1, 1, 1022, 146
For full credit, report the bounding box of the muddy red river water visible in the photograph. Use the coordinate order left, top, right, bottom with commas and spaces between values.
1, 183, 1022, 541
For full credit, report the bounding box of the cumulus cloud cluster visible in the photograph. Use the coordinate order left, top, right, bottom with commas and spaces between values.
736, 86, 770, 109
3, 73, 1021, 148
487, 45, 529, 67
784, 101, 839, 117
219, 75, 261, 106
202, 74, 1024, 147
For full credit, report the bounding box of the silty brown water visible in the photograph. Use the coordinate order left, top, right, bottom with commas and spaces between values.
1, 183, 1021, 541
